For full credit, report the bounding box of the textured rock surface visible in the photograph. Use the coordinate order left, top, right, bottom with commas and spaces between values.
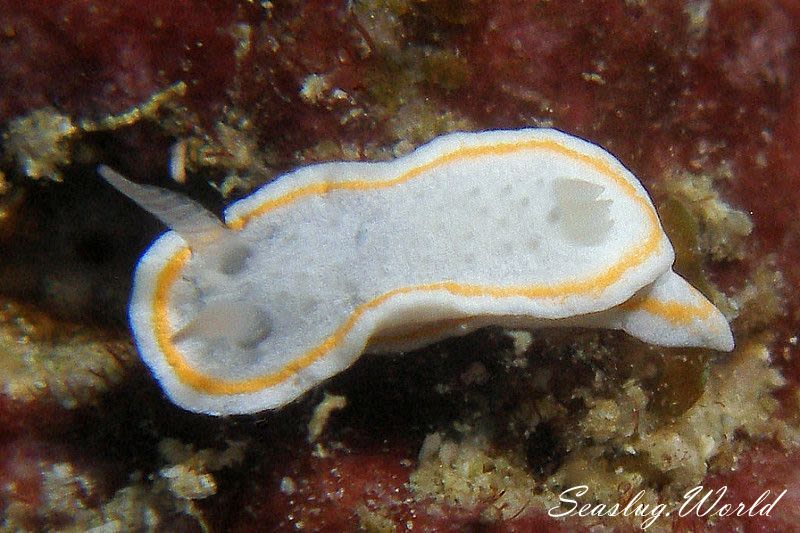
1, 0, 799, 531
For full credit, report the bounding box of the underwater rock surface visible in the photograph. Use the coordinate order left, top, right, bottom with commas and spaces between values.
1, 0, 799, 530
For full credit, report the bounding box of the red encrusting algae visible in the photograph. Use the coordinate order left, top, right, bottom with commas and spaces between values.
1, 0, 800, 530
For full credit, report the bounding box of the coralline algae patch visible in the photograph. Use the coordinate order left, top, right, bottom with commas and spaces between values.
672, 443, 800, 531
453, 1, 799, 176
0, 1, 239, 125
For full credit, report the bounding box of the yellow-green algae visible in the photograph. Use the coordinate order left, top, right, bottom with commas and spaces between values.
1, 83, 191, 184
307, 392, 348, 443
731, 255, 787, 337
0, 438, 246, 533
658, 168, 753, 264
655, 168, 787, 336
291, 35, 475, 168
2, 108, 77, 182
356, 504, 399, 533
351, 0, 477, 145
0, 0, 482, 204
410, 338, 796, 526
0, 298, 134, 410
79, 82, 189, 134
0, 81, 266, 199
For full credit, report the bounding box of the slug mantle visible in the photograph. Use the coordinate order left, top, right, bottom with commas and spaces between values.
99, 128, 733, 415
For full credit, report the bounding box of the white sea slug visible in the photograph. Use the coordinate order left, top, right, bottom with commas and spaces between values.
99, 128, 734, 415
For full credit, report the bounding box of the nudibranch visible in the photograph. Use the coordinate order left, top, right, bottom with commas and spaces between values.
100, 128, 733, 415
